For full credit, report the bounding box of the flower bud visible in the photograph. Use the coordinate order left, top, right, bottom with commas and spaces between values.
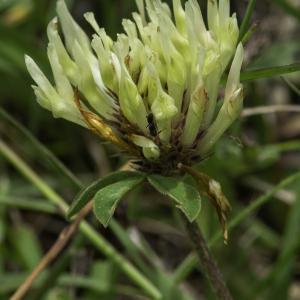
198, 43, 244, 154
182, 85, 208, 146
197, 87, 243, 155
47, 18, 79, 83
118, 63, 148, 133
56, 0, 90, 55
151, 83, 178, 142
130, 135, 160, 160
173, 0, 186, 35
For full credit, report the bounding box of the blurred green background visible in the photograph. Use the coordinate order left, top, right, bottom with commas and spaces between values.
1, 0, 300, 299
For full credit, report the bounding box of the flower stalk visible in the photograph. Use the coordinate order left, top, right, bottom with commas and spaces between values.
183, 217, 233, 300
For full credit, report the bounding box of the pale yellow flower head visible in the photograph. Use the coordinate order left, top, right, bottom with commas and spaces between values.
26, 0, 244, 174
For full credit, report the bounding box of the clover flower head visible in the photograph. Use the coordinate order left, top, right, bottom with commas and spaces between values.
25, 0, 244, 175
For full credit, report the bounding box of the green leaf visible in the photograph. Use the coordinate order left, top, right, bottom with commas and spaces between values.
67, 171, 144, 219
93, 174, 145, 227
147, 175, 201, 222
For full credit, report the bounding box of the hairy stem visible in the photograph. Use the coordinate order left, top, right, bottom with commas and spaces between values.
184, 219, 233, 300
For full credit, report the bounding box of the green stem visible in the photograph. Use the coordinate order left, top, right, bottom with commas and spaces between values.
0, 141, 161, 300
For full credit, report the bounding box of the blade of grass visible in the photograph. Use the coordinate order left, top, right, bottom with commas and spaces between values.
281, 76, 300, 96
246, 239, 300, 300
241, 62, 300, 81
239, 0, 257, 42
0, 196, 57, 214
58, 275, 147, 298
173, 169, 300, 283
0, 271, 150, 298
248, 219, 280, 249
9, 225, 43, 271
0, 107, 82, 189
0, 141, 162, 300
0, 273, 40, 295
251, 184, 300, 299
268, 140, 300, 153
109, 220, 154, 278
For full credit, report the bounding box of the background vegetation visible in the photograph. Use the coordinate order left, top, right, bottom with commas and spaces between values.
1, 0, 300, 299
